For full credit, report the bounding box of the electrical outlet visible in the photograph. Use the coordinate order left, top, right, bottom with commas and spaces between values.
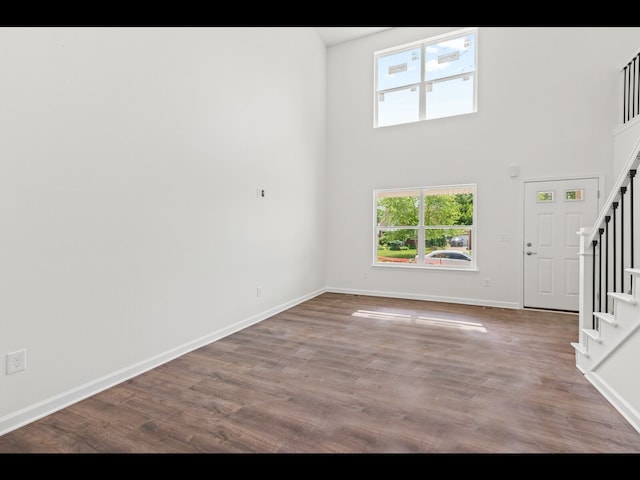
257, 286, 262, 298
484, 278, 491, 287
6, 349, 26, 375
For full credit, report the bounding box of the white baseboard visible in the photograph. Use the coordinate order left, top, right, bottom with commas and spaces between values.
0, 287, 327, 437
326, 286, 521, 310
585, 371, 640, 435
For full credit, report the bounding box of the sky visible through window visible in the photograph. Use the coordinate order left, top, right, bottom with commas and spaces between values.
376, 31, 476, 126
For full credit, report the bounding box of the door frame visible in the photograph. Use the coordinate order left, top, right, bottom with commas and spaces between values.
520, 173, 604, 310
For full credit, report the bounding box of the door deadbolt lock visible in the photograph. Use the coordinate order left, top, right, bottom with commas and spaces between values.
526, 242, 532, 247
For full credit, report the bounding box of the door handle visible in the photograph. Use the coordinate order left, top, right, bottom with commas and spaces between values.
526, 251, 537, 255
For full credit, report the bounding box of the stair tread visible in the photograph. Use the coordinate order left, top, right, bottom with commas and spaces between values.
626, 268, 640, 276
608, 292, 637, 304
571, 342, 588, 356
593, 311, 617, 324
582, 328, 600, 340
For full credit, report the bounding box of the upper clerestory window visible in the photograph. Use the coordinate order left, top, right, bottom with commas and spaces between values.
374, 27, 478, 128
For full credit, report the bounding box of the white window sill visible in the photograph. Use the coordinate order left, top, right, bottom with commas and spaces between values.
372, 263, 478, 272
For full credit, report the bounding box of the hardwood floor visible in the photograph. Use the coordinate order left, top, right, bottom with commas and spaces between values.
1, 292, 640, 454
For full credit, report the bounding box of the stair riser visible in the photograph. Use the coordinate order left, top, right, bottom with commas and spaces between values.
581, 295, 639, 371
611, 298, 637, 324
574, 352, 590, 373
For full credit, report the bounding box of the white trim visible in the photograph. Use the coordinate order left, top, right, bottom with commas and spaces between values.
587, 138, 640, 245
521, 172, 605, 184
374, 27, 478, 56
521, 174, 603, 311
326, 286, 520, 310
373, 27, 478, 128
619, 50, 640, 73
374, 183, 477, 270
372, 264, 478, 273
0, 288, 327, 437
612, 114, 640, 136
586, 371, 640, 435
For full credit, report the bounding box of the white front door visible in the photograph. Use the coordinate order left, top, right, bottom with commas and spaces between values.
523, 177, 599, 311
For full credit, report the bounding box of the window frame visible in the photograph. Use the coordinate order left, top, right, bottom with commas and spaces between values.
374, 27, 478, 128
373, 184, 477, 271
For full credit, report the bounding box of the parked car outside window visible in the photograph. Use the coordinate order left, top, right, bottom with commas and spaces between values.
422, 249, 472, 266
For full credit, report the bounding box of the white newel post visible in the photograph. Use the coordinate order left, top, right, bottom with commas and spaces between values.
577, 227, 593, 345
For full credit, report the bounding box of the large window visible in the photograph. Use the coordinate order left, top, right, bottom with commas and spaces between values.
374, 184, 476, 269
374, 27, 477, 128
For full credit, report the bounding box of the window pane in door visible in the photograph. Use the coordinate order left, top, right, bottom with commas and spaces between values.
565, 190, 584, 201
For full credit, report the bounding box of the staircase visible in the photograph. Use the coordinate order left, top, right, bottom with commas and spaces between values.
572, 265, 640, 372
571, 266, 640, 434
571, 50, 640, 434
572, 168, 640, 434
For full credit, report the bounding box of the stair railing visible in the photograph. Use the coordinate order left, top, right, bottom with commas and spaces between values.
577, 52, 640, 339
582, 162, 638, 338
623, 51, 640, 124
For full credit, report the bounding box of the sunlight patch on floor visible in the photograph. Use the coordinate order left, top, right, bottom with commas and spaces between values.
352, 310, 487, 333
352, 310, 412, 321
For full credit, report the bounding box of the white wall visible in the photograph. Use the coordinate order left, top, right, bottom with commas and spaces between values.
613, 118, 640, 180
325, 26, 640, 308
0, 27, 328, 432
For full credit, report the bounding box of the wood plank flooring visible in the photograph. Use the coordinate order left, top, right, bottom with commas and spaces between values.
1, 292, 640, 453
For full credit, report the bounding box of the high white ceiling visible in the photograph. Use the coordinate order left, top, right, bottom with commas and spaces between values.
315, 27, 392, 46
